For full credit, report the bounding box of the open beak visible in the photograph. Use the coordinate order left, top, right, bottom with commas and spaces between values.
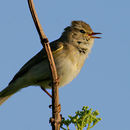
88, 32, 102, 39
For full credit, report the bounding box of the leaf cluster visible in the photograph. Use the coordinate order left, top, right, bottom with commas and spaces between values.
61, 106, 101, 130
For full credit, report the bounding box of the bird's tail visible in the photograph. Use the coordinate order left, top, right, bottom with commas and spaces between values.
0, 84, 22, 106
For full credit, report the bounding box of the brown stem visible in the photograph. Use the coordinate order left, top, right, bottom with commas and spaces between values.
27, 0, 61, 129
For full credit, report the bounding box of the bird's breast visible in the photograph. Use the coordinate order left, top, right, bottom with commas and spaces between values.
54, 46, 87, 87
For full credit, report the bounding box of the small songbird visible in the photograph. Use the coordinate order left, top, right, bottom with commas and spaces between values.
0, 21, 101, 105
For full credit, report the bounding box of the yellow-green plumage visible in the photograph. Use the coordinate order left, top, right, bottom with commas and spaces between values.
0, 21, 101, 105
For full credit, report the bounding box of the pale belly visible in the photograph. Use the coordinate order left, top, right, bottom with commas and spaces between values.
53, 50, 87, 88
23, 48, 87, 89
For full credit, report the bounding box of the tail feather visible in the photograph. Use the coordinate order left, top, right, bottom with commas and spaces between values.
0, 84, 21, 106
0, 95, 12, 106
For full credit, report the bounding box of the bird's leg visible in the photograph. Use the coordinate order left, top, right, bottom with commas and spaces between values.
40, 86, 52, 98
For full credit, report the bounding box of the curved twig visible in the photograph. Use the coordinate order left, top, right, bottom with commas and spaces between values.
28, 0, 61, 129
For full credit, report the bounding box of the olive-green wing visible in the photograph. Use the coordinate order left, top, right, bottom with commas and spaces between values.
9, 40, 64, 85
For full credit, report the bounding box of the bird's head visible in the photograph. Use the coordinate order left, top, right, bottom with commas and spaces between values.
60, 21, 101, 52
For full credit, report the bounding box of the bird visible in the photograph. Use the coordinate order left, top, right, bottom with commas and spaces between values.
0, 21, 101, 105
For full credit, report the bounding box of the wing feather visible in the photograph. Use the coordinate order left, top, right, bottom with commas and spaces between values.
9, 40, 64, 85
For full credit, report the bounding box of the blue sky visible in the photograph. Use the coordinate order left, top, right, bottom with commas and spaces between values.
0, 0, 130, 130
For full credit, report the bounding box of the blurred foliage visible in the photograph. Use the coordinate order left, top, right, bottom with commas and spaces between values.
61, 106, 101, 130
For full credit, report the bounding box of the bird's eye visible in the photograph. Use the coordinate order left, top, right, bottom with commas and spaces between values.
80, 30, 86, 33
